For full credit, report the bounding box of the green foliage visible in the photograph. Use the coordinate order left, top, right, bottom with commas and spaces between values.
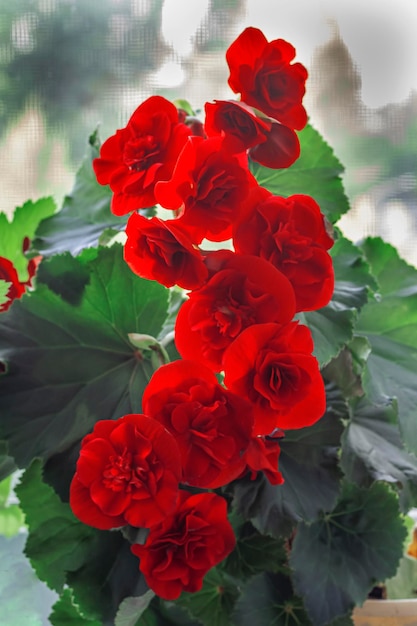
16, 459, 147, 624
230, 392, 345, 537
250, 123, 350, 223
0, 198, 56, 280
115, 591, 155, 626
298, 237, 377, 367
176, 568, 240, 626
290, 482, 407, 625
0, 279, 10, 309
32, 132, 127, 257
357, 237, 417, 455
233, 572, 312, 626
341, 396, 417, 511
0, 244, 169, 476
49, 588, 102, 626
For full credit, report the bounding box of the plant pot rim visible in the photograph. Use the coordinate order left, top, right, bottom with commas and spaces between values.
353, 598, 417, 618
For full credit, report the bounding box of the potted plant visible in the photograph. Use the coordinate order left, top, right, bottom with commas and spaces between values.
1, 25, 417, 626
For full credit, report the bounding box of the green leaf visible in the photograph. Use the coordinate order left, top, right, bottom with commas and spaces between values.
250, 123, 349, 223
298, 237, 377, 367
385, 554, 417, 600
231, 391, 345, 537
49, 589, 102, 626
0, 198, 56, 280
356, 238, 417, 456
0, 532, 58, 626
16, 459, 147, 624
341, 396, 417, 511
290, 482, 407, 625
32, 134, 127, 257
0, 278, 10, 310
115, 591, 155, 626
176, 568, 239, 626
0, 245, 169, 479
15, 460, 97, 593
232, 572, 312, 626
0, 504, 24, 538
223, 526, 287, 580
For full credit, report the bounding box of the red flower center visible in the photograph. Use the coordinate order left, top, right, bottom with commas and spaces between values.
102, 448, 160, 496
124, 135, 160, 171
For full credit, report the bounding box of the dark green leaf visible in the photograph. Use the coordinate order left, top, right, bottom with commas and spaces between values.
341, 395, 417, 511
49, 589, 102, 626
16, 459, 147, 624
290, 482, 407, 625
176, 568, 239, 626
223, 527, 287, 580
232, 572, 312, 626
357, 238, 417, 455
0, 198, 56, 280
32, 135, 127, 257
231, 396, 345, 537
298, 237, 377, 367
0, 245, 169, 476
250, 123, 349, 223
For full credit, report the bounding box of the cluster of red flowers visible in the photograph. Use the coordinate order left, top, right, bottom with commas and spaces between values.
70, 27, 335, 600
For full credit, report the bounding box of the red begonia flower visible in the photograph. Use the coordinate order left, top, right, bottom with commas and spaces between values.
142, 359, 254, 488
69, 414, 181, 530
93, 96, 191, 215
226, 27, 308, 129
131, 491, 235, 600
124, 213, 207, 290
223, 322, 326, 435
243, 434, 284, 485
233, 187, 334, 311
155, 135, 257, 242
174, 252, 296, 372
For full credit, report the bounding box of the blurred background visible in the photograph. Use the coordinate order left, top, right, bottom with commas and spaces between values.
1, 0, 416, 264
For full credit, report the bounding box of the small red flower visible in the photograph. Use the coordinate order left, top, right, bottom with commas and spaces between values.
243, 434, 284, 485
174, 252, 296, 372
155, 135, 257, 242
69, 414, 182, 530
226, 27, 308, 129
131, 491, 236, 600
124, 213, 208, 290
93, 96, 191, 216
233, 188, 334, 311
223, 322, 326, 435
142, 360, 254, 488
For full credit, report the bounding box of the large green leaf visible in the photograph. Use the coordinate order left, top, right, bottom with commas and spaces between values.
0, 198, 56, 280
230, 388, 345, 537
16, 460, 147, 625
250, 123, 349, 223
341, 396, 417, 511
176, 568, 239, 626
232, 572, 312, 626
290, 482, 407, 625
297, 237, 377, 367
356, 238, 417, 456
0, 244, 169, 478
32, 132, 127, 257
